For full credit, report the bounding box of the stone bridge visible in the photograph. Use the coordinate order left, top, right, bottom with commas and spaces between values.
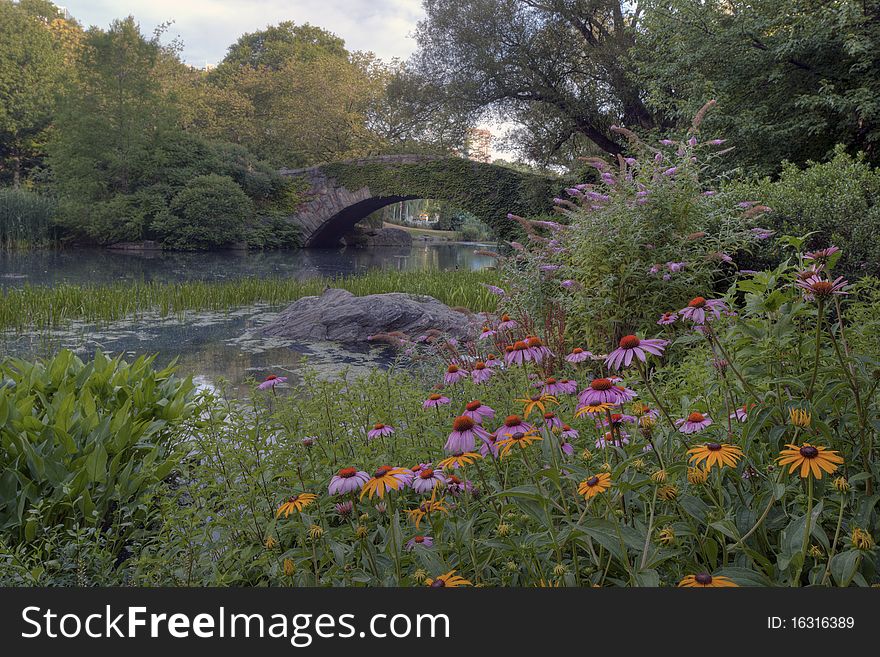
279, 155, 562, 247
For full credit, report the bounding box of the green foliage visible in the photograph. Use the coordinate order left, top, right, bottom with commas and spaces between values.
0, 186, 56, 248
636, 0, 880, 176
544, 132, 759, 345
153, 174, 252, 250
0, 0, 65, 185
0, 350, 195, 556
725, 148, 880, 279
0, 269, 501, 331
321, 158, 562, 241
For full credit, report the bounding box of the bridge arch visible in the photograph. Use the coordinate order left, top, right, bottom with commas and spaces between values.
279, 155, 561, 247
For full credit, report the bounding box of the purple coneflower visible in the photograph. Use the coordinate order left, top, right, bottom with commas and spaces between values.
444, 364, 469, 385
796, 275, 849, 301
560, 439, 574, 456
495, 415, 534, 440
412, 468, 447, 494
479, 434, 499, 458
804, 246, 840, 263
676, 412, 713, 434
497, 313, 518, 331
470, 361, 493, 384
423, 393, 450, 409
463, 400, 495, 423
505, 340, 533, 366
258, 374, 287, 390
367, 423, 394, 441
678, 296, 727, 324
479, 326, 497, 340
730, 405, 749, 422
525, 336, 553, 363
335, 500, 353, 517
596, 431, 629, 449
538, 377, 577, 396
579, 378, 629, 406
445, 416, 491, 453
328, 467, 370, 495
601, 413, 637, 429
542, 412, 563, 431
406, 535, 434, 550
566, 347, 592, 363
657, 311, 678, 325
561, 424, 579, 440
445, 475, 474, 496
605, 335, 668, 370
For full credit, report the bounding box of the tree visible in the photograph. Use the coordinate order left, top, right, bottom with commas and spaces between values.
0, 0, 65, 185
411, 0, 658, 165
635, 0, 880, 175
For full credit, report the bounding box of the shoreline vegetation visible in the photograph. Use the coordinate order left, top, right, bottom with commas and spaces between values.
0, 269, 501, 331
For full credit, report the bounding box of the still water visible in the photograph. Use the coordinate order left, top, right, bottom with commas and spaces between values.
1, 244, 494, 394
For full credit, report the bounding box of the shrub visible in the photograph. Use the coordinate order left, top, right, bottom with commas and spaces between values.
154, 174, 253, 249
69, 188, 169, 245
0, 350, 195, 557
726, 147, 880, 280
0, 187, 57, 248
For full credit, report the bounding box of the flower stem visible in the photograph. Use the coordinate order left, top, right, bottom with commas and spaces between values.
793, 476, 813, 587
806, 299, 824, 400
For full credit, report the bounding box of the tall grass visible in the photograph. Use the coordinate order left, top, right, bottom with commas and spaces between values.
0, 269, 501, 330
0, 188, 57, 249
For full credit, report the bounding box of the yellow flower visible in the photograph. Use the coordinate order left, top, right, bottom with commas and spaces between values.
437, 451, 482, 469
808, 544, 824, 558
581, 448, 593, 460
405, 494, 449, 529
412, 568, 428, 584
264, 536, 278, 549
516, 393, 558, 418
789, 407, 812, 428
355, 525, 368, 539
687, 442, 744, 471
687, 467, 709, 485
657, 485, 679, 501
425, 569, 472, 587
577, 472, 612, 499
358, 512, 369, 523
496, 430, 542, 458
496, 522, 511, 537
639, 415, 657, 431
537, 578, 561, 587
631, 458, 646, 471
359, 465, 411, 500
834, 476, 850, 493
631, 401, 651, 416
283, 558, 296, 576
656, 527, 675, 546
307, 524, 324, 540
650, 469, 667, 483
575, 402, 614, 418
678, 573, 738, 587
276, 492, 317, 517
552, 563, 568, 577
777, 443, 843, 479
852, 528, 875, 551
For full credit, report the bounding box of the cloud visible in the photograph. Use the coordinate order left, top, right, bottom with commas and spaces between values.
62, 0, 425, 65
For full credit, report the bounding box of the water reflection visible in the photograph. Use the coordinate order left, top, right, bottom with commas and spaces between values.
0, 243, 495, 288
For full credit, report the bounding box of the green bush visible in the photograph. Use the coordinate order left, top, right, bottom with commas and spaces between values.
0, 187, 56, 248
0, 350, 195, 557
70, 188, 169, 245
154, 174, 253, 249
726, 147, 880, 280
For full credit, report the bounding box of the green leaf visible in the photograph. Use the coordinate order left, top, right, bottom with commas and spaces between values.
830, 550, 861, 587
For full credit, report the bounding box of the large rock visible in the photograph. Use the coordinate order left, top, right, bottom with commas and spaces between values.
341, 226, 412, 248
260, 288, 478, 343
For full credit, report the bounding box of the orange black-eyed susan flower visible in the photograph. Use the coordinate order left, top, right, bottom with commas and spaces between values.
425, 569, 472, 587
359, 466, 412, 500
577, 472, 612, 499
687, 442, 744, 471
437, 451, 482, 469
678, 573, 738, 587
276, 492, 317, 517
515, 393, 558, 418
406, 494, 449, 529
777, 443, 843, 479
496, 430, 542, 458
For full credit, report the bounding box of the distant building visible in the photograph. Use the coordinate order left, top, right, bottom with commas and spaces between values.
465, 128, 492, 163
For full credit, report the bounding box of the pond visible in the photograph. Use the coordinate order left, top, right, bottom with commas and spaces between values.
1, 243, 495, 394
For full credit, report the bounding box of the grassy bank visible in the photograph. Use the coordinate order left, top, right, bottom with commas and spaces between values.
0, 269, 501, 330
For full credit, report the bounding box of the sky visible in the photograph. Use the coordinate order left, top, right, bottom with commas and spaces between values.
60, 0, 426, 66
